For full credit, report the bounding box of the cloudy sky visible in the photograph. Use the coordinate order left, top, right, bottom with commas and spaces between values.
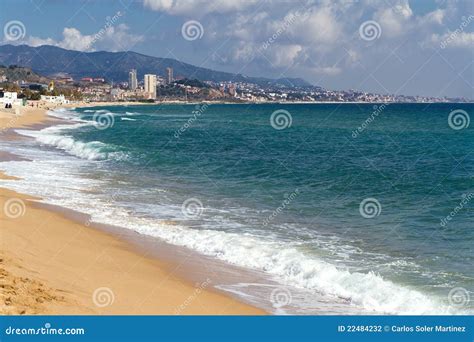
1, 0, 473, 98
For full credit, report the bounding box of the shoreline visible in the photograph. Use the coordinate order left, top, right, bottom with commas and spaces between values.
0, 104, 265, 315
1, 102, 469, 316
83, 100, 473, 105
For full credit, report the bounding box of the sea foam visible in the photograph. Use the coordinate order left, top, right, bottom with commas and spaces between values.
15, 109, 127, 161
75, 201, 463, 315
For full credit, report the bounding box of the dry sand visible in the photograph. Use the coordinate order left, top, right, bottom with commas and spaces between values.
0, 104, 264, 315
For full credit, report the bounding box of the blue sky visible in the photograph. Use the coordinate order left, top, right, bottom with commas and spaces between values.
1, 0, 473, 98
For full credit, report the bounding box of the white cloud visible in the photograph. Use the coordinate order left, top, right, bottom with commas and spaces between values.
420, 9, 445, 25
59, 28, 95, 51
98, 24, 145, 51
26, 36, 56, 47
143, 0, 257, 16
227, 11, 269, 41
375, 0, 413, 37
312, 66, 342, 75
430, 31, 474, 49
27, 25, 144, 52
184, 0, 466, 83
288, 6, 343, 44
345, 49, 360, 65
230, 42, 257, 63
266, 44, 302, 67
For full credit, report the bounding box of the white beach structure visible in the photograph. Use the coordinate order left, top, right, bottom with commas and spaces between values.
0, 91, 17, 103
40, 94, 70, 104
0, 91, 23, 106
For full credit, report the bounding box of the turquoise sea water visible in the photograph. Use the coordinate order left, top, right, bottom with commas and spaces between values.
3, 103, 473, 314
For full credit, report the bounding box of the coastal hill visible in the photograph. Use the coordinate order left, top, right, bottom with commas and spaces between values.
0, 65, 50, 84
0, 44, 311, 88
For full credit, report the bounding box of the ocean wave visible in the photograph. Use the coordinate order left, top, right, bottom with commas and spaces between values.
79, 204, 463, 315
15, 107, 128, 161
46, 108, 81, 120
80, 109, 139, 118
16, 126, 127, 161
121, 117, 136, 121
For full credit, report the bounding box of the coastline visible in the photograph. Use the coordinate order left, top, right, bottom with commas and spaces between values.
2, 102, 468, 316
0, 104, 265, 315
135, 99, 473, 105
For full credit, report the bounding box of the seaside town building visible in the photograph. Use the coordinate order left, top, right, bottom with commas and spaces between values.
55, 76, 74, 84
129, 69, 138, 90
144, 74, 157, 99
40, 94, 69, 104
166, 67, 173, 84
0, 91, 23, 106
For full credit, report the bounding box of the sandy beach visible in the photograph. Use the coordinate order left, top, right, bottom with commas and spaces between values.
0, 103, 264, 315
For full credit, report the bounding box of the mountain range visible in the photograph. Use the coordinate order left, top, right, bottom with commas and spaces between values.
0, 44, 312, 88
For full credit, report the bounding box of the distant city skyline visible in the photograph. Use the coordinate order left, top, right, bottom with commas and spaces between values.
0, 0, 473, 98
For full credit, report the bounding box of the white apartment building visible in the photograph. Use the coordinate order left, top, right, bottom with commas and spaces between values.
144, 74, 157, 99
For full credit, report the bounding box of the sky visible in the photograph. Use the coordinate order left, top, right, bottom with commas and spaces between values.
0, 0, 473, 99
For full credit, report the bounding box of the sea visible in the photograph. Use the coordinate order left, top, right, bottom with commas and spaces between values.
1, 103, 472, 315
